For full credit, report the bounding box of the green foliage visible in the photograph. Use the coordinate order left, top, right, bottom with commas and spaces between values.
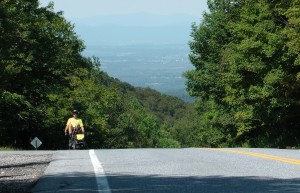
0, 146, 21, 151
185, 0, 300, 147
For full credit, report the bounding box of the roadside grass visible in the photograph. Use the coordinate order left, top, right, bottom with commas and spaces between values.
0, 146, 21, 151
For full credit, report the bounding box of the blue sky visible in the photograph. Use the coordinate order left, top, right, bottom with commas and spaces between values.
39, 0, 208, 19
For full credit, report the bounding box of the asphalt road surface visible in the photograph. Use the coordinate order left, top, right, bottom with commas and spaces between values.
30, 148, 300, 193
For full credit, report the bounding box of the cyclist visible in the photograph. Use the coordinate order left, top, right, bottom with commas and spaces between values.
64, 110, 85, 135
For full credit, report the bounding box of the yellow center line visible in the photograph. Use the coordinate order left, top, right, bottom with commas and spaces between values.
210, 148, 300, 166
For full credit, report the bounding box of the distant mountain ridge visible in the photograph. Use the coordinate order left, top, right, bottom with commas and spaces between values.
75, 25, 192, 45
72, 13, 201, 27
72, 13, 200, 45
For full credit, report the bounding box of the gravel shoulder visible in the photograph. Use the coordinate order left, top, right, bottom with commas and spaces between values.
0, 151, 54, 193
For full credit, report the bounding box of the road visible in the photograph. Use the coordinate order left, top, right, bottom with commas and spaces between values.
30, 148, 300, 193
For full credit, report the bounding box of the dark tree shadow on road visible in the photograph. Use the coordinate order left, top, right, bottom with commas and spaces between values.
27, 172, 300, 193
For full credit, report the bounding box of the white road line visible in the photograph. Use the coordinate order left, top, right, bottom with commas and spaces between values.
89, 149, 112, 193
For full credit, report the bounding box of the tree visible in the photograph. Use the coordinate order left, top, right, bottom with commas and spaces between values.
222, 0, 300, 146
185, 0, 300, 147
184, 0, 242, 147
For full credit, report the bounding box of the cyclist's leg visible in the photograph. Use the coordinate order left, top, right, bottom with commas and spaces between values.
67, 125, 72, 135
69, 127, 75, 148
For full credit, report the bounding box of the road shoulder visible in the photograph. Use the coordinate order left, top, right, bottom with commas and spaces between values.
0, 151, 53, 193
29, 150, 98, 193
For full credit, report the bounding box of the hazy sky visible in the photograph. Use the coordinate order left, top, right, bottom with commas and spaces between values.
38, 0, 209, 45
39, 0, 208, 19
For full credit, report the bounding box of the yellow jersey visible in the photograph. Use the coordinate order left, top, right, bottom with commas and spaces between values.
66, 117, 83, 128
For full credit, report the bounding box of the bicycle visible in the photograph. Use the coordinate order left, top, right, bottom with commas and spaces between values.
68, 126, 86, 149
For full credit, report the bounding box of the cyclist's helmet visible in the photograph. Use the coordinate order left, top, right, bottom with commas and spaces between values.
72, 110, 79, 114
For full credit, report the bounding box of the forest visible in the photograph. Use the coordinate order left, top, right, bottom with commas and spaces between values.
0, 0, 300, 149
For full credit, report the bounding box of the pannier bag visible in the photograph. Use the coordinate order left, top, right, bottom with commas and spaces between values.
76, 134, 85, 140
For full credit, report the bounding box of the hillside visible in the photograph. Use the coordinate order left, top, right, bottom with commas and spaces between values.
99, 72, 194, 125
